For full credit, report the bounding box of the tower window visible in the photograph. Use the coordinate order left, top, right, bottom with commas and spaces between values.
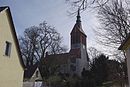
70, 65, 76, 71
5, 41, 11, 56
71, 58, 76, 63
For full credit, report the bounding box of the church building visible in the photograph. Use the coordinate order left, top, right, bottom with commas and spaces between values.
44, 10, 89, 76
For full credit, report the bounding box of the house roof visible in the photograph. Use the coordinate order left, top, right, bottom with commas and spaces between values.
118, 33, 130, 50
0, 6, 7, 12
24, 63, 38, 79
0, 6, 25, 69
31, 66, 43, 81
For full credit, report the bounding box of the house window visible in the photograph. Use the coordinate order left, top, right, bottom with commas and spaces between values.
5, 41, 11, 56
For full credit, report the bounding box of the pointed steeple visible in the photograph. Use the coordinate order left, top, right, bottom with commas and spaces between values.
76, 9, 81, 23
71, 8, 86, 36
70, 8, 87, 49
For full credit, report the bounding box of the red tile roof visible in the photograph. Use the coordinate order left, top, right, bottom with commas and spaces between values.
43, 49, 81, 66
43, 53, 70, 66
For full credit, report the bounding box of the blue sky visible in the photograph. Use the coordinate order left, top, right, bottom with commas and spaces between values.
0, 0, 101, 51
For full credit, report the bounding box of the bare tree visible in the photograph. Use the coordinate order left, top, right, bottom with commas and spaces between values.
88, 47, 101, 60
66, 0, 109, 13
94, 0, 130, 59
66, 0, 130, 60
19, 26, 39, 67
48, 39, 67, 54
96, 0, 130, 46
19, 21, 67, 68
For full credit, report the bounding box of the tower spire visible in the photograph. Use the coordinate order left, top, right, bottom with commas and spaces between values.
76, 9, 81, 23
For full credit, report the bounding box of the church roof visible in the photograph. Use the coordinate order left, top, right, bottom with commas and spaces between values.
44, 49, 81, 66
71, 10, 86, 36
72, 22, 86, 35
44, 53, 70, 66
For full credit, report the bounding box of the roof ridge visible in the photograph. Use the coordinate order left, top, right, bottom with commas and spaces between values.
0, 6, 9, 12
46, 53, 69, 57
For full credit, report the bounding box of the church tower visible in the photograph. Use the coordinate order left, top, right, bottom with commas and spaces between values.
69, 10, 89, 76
71, 10, 86, 49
